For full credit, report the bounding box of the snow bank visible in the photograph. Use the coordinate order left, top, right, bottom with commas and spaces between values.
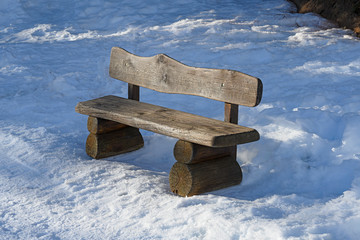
1, 0, 360, 239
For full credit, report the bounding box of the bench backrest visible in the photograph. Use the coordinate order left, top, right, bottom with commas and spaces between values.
109, 47, 262, 107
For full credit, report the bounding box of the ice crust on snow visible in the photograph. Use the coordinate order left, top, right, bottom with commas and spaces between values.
1, 0, 360, 239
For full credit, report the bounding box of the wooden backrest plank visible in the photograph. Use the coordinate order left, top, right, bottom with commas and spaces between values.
109, 47, 262, 107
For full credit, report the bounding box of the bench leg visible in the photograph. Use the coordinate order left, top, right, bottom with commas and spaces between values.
169, 140, 242, 197
85, 117, 144, 159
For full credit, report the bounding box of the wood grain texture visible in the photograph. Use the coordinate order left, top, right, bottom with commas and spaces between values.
173, 140, 232, 164
87, 116, 127, 134
86, 127, 144, 159
76, 95, 260, 147
109, 47, 263, 107
169, 156, 242, 197
224, 103, 238, 124
224, 103, 239, 159
128, 83, 139, 101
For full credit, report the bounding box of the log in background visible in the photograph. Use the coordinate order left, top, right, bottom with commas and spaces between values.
288, 0, 360, 36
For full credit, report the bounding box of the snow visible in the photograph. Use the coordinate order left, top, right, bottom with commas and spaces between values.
1, 0, 360, 239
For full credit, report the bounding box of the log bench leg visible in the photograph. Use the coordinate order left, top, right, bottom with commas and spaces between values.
85, 116, 144, 159
169, 140, 242, 197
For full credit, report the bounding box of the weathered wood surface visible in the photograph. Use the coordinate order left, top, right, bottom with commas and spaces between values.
109, 47, 263, 107
224, 102, 239, 159
86, 127, 144, 159
128, 83, 139, 101
173, 140, 232, 164
76, 95, 260, 147
169, 156, 242, 197
87, 116, 127, 134
224, 103, 239, 124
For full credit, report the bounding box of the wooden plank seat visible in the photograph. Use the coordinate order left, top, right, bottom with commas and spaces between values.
76, 95, 260, 148
75, 47, 263, 197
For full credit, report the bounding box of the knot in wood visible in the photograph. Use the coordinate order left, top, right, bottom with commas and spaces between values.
162, 73, 168, 83
157, 54, 165, 63
123, 59, 132, 68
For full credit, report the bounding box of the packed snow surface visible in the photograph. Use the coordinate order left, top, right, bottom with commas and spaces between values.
1, 0, 360, 239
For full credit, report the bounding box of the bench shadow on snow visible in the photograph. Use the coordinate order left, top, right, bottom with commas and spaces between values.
100, 132, 359, 201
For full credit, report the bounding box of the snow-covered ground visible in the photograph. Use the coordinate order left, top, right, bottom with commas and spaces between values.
1, 0, 360, 239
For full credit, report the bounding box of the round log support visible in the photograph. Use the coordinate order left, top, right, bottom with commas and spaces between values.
169, 156, 242, 197
87, 116, 127, 134
86, 127, 144, 159
86, 116, 144, 159
173, 140, 232, 164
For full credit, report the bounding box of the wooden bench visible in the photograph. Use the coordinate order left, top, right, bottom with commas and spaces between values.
76, 47, 263, 197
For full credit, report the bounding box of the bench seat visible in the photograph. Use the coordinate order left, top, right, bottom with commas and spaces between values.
75, 95, 259, 148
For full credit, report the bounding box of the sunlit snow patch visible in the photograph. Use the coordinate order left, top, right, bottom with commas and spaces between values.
1, 24, 135, 43
293, 60, 360, 76
0, 65, 28, 74
149, 17, 240, 36
288, 27, 339, 46
261, 123, 306, 142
